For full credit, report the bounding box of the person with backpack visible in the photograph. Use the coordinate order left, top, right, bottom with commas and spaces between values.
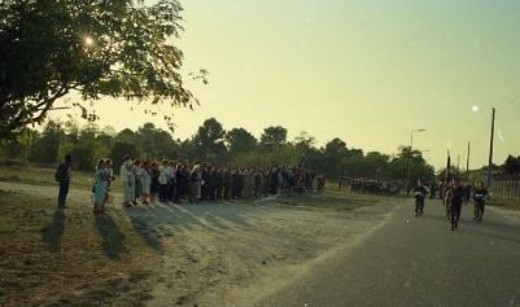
55, 154, 72, 209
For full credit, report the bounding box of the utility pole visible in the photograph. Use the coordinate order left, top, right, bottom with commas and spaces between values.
487, 108, 496, 189
466, 142, 470, 179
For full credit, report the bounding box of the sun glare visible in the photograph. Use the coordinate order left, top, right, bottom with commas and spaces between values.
84, 36, 94, 46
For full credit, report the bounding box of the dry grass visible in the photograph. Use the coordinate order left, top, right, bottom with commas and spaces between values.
0, 189, 159, 306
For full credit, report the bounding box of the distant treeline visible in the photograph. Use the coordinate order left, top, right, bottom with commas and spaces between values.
0, 117, 437, 184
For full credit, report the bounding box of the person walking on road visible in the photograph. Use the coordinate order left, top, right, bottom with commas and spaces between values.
55, 154, 72, 209
449, 179, 465, 231
413, 179, 429, 217
473, 179, 488, 222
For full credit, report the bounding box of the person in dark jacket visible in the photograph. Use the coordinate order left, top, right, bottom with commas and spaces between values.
55, 154, 72, 209
473, 179, 488, 222
413, 180, 429, 217
449, 179, 465, 231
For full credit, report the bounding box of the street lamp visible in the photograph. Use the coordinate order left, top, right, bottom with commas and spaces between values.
406, 128, 426, 196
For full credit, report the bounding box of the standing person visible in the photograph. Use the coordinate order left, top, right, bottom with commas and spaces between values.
120, 155, 135, 208
150, 162, 160, 203
449, 179, 465, 231
168, 161, 177, 203
140, 161, 152, 204
134, 160, 143, 205
429, 182, 437, 199
175, 163, 186, 203
413, 180, 429, 217
223, 168, 231, 200
103, 158, 116, 209
254, 168, 263, 198
158, 160, 169, 203
473, 179, 488, 222
55, 154, 72, 209
215, 167, 224, 200
207, 166, 217, 201
93, 159, 109, 214
192, 165, 202, 202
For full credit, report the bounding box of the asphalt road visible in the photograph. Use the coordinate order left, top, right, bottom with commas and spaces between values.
257, 198, 520, 307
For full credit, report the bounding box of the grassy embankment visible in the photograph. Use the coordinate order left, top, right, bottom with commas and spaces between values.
0, 164, 157, 305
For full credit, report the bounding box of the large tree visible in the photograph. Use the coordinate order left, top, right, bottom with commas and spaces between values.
260, 126, 287, 149
322, 138, 348, 178
0, 0, 205, 137
193, 117, 227, 163
136, 122, 177, 159
225, 127, 257, 154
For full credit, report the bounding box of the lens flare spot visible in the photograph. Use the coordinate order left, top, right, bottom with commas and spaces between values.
84, 36, 94, 46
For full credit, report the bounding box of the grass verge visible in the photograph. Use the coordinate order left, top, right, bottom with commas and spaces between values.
0, 189, 158, 306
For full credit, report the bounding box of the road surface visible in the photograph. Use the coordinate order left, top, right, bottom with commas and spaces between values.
258, 199, 520, 307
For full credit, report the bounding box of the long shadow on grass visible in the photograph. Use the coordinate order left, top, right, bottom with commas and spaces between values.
125, 206, 164, 254
95, 214, 128, 259
41, 209, 65, 252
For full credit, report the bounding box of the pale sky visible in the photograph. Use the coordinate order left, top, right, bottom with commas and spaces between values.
51, 0, 520, 170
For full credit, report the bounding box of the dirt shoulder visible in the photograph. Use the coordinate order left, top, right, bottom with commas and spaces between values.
0, 182, 399, 306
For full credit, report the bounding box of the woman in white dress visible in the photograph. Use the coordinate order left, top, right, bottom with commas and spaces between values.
120, 155, 136, 208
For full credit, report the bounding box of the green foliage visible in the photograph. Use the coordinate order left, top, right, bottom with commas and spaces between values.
260, 126, 287, 149
0, 117, 439, 182
136, 123, 177, 160
69, 142, 98, 171
0, 0, 205, 137
30, 121, 62, 164
193, 118, 227, 163
226, 128, 257, 154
